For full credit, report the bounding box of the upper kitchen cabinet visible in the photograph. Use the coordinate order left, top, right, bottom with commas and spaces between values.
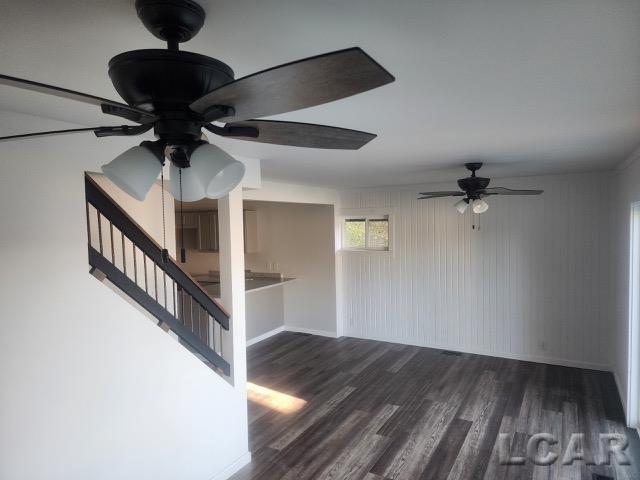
198, 211, 219, 252
176, 209, 259, 254
178, 212, 199, 229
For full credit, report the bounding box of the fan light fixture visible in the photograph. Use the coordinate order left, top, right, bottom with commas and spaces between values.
102, 140, 246, 203
101, 141, 164, 201
472, 198, 489, 214
454, 199, 469, 214
169, 162, 206, 202
190, 143, 246, 198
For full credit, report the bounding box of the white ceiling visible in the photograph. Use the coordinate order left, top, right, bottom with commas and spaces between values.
1, 0, 639, 187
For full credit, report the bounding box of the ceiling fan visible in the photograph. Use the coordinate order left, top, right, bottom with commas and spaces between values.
418, 162, 543, 214
0, 0, 395, 202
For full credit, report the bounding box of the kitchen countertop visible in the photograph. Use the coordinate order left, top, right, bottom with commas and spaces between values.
193, 271, 295, 298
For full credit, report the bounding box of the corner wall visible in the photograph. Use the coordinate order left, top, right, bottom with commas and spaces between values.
250, 202, 337, 336
611, 149, 640, 421
0, 112, 249, 480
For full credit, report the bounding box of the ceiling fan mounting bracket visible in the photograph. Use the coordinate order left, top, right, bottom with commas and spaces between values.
135, 0, 206, 46
465, 162, 483, 176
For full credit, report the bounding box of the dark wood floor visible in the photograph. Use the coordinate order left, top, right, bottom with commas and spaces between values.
230, 332, 640, 480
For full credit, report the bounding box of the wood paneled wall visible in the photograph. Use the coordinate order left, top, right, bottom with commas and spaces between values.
337, 172, 612, 369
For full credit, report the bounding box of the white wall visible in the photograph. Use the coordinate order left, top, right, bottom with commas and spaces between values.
0, 112, 249, 480
610, 149, 640, 421
247, 202, 338, 336
338, 172, 612, 369
246, 289, 285, 340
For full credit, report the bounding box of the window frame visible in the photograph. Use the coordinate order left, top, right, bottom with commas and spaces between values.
339, 208, 394, 253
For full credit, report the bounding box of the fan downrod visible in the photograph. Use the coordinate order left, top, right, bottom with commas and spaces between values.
464, 162, 483, 176
136, 0, 206, 49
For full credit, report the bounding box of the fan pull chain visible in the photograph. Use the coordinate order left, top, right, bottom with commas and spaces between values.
160, 166, 169, 264
179, 168, 186, 263
472, 212, 481, 231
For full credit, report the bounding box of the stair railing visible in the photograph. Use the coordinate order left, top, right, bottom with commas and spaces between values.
84, 173, 231, 376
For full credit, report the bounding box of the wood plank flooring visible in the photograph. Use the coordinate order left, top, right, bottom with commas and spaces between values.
230, 332, 640, 480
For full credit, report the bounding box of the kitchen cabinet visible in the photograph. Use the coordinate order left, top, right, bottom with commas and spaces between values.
178, 212, 199, 229
198, 211, 219, 252
176, 209, 259, 253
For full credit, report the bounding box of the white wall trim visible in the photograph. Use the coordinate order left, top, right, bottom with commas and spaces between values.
346, 330, 611, 372
614, 370, 630, 425
246, 326, 286, 346
209, 451, 252, 480
246, 326, 339, 346
283, 326, 339, 338
249, 325, 612, 371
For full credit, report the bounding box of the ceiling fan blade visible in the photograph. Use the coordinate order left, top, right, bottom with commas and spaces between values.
190, 47, 395, 122
481, 187, 543, 195
0, 74, 157, 124
0, 124, 153, 143
208, 120, 376, 150
417, 191, 465, 198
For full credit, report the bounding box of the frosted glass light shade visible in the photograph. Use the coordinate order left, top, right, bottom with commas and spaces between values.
454, 199, 468, 214
190, 143, 246, 199
101, 145, 163, 201
170, 162, 206, 202
472, 198, 489, 214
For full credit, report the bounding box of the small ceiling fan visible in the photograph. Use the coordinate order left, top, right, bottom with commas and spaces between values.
418, 162, 543, 214
0, 0, 395, 202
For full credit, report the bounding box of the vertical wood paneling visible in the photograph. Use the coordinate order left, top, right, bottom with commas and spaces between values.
338, 172, 611, 368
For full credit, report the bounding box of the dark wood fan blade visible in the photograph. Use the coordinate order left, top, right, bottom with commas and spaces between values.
0, 74, 157, 124
481, 187, 543, 195
190, 47, 395, 122
0, 124, 152, 143
211, 120, 376, 150
418, 191, 465, 198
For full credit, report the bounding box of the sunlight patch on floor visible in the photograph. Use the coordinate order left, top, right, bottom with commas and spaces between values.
247, 382, 307, 414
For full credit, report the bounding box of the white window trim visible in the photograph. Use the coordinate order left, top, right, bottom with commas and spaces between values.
337, 207, 395, 255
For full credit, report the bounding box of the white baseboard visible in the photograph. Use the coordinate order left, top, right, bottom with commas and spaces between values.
246, 326, 286, 346
344, 330, 611, 372
247, 327, 609, 371
209, 451, 252, 480
246, 325, 338, 347
284, 326, 338, 338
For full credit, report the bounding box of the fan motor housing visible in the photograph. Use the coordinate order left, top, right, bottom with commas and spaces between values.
458, 176, 490, 196
108, 49, 234, 112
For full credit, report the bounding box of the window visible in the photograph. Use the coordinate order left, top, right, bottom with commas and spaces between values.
342, 215, 390, 251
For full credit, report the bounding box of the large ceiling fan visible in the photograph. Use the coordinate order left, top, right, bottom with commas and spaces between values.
418, 162, 543, 214
0, 0, 395, 202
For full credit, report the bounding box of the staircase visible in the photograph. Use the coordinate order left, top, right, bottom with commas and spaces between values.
84, 173, 231, 376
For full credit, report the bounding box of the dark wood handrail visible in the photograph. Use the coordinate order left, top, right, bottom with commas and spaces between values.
88, 246, 230, 375
84, 173, 230, 330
